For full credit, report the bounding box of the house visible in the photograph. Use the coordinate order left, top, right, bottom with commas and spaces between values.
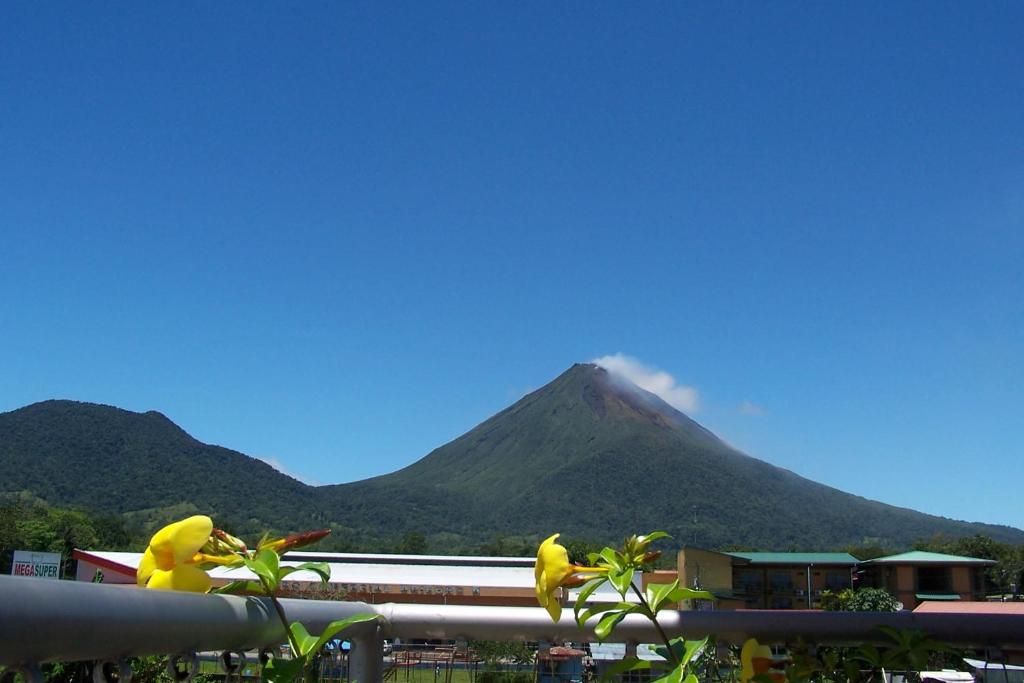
678, 548, 860, 610
725, 552, 858, 609
857, 551, 995, 609
676, 547, 746, 610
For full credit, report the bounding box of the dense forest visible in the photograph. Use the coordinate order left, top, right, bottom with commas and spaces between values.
2, 496, 1021, 596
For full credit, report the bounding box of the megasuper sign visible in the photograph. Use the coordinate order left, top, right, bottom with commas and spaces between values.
11, 551, 61, 579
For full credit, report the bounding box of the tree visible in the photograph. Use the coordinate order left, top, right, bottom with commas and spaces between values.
0, 500, 132, 575
396, 531, 428, 555
822, 587, 900, 612
914, 533, 1024, 595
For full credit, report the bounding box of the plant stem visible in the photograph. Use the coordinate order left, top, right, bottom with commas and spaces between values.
265, 579, 301, 655
629, 582, 681, 667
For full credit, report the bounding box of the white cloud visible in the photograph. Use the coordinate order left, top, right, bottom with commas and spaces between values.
591, 353, 700, 413
256, 455, 321, 486
738, 400, 767, 416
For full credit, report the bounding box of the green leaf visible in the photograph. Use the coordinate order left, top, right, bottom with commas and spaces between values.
256, 549, 281, 576
279, 562, 331, 584
650, 636, 707, 668
311, 614, 383, 655
646, 579, 680, 612
594, 610, 627, 641
577, 602, 637, 626
650, 662, 685, 683
262, 656, 304, 683
290, 621, 319, 657
573, 576, 609, 625
650, 638, 682, 663
243, 558, 275, 591
243, 557, 278, 593
637, 531, 670, 547
598, 547, 622, 572
212, 580, 266, 595
609, 567, 635, 596
666, 587, 716, 604
680, 636, 708, 667
681, 675, 698, 683
598, 657, 650, 681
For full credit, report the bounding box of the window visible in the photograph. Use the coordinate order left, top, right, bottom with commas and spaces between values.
737, 570, 762, 594
825, 571, 850, 590
770, 596, 793, 609
917, 566, 952, 593
972, 567, 985, 594
770, 572, 793, 592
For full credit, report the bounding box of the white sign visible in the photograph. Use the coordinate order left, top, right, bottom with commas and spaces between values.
11, 551, 61, 579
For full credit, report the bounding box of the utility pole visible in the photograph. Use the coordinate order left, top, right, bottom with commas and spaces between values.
692, 505, 698, 547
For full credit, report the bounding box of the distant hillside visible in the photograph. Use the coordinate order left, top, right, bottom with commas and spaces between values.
2, 367, 1023, 550
0, 400, 321, 536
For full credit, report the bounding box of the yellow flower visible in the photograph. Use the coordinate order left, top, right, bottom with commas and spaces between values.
137, 515, 216, 592
740, 638, 783, 683
534, 533, 606, 622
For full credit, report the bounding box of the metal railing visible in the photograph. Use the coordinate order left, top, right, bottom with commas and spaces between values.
2, 576, 1023, 682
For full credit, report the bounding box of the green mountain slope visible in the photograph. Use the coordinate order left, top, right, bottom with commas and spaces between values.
0, 400, 320, 535
319, 364, 1024, 549
2, 365, 1022, 550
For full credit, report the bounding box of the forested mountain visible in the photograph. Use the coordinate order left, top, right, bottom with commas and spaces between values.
317, 364, 1024, 549
0, 400, 322, 536
2, 365, 1023, 551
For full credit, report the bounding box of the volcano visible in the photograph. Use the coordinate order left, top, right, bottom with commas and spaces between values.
3, 363, 1022, 549
319, 363, 1024, 549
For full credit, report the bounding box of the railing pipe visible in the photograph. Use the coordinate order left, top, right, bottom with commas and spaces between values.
371, 603, 1024, 650
0, 576, 374, 667
349, 623, 385, 683
2, 575, 1023, 669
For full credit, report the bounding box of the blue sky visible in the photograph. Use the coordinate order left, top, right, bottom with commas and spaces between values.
2, 4, 1022, 532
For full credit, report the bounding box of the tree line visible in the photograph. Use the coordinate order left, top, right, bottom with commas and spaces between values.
2, 499, 1021, 598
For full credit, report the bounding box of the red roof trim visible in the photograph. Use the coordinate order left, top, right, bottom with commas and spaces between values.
72, 550, 138, 579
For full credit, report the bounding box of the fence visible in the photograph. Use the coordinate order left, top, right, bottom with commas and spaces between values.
2, 576, 1023, 682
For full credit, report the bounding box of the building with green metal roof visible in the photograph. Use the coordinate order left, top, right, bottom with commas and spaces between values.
859, 551, 997, 566
725, 552, 859, 566
858, 551, 995, 608
677, 548, 859, 610
676, 547, 996, 611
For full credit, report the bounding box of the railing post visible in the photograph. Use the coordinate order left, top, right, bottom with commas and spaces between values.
349, 622, 384, 683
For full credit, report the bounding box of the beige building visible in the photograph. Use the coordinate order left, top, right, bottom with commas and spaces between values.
857, 551, 994, 609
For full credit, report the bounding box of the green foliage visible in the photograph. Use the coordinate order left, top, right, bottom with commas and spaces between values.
476, 673, 533, 683
565, 532, 713, 682
478, 535, 535, 557
212, 533, 382, 683
786, 628, 962, 682
395, 531, 428, 554
0, 400, 320, 540
820, 587, 900, 612
841, 544, 895, 561
0, 499, 131, 575
24, 657, 217, 683
473, 642, 533, 683
472, 641, 536, 670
